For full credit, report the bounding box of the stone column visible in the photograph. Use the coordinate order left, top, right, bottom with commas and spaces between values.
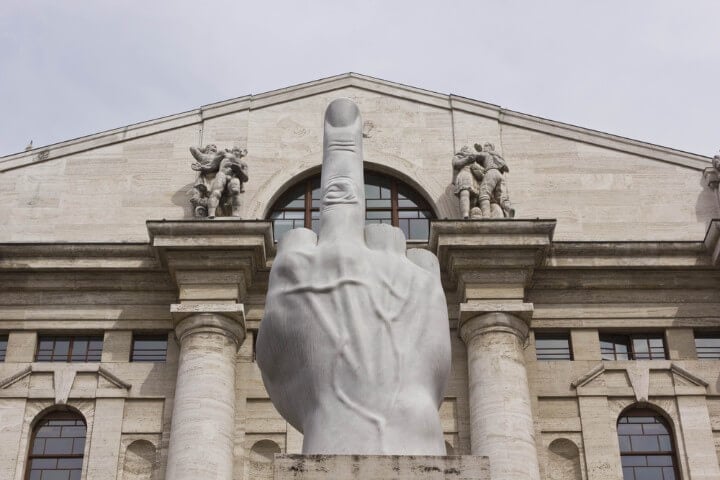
459, 304, 540, 480
166, 305, 245, 480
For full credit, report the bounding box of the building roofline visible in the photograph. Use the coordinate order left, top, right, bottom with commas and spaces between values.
0, 72, 712, 172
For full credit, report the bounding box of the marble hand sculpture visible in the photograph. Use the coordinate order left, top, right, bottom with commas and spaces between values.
256, 99, 451, 455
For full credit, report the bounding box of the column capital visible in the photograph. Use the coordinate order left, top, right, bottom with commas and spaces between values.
458, 302, 533, 344
171, 303, 246, 347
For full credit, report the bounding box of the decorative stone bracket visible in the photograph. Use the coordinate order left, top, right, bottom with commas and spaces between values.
170, 303, 246, 349
146, 219, 274, 303
705, 219, 720, 266
0, 364, 131, 404
429, 219, 556, 302
571, 362, 709, 403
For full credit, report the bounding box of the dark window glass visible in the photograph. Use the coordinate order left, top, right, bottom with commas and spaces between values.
535, 333, 572, 360
130, 334, 168, 362
0, 335, 7, 361
600, 334, 666, 360
26, 411, 86, 480
618, 408, 678, 480
35, 336, 103, 362
269, 172, 434, 242
695, 332, 720, 359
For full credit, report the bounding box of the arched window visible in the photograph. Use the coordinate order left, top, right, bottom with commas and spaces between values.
122, 440, 156, 480
269, 172, 434, 242
617, 408, 678, 480
249, 439, 281, 480
547, 438, 582, 480
26, 411, 86, 480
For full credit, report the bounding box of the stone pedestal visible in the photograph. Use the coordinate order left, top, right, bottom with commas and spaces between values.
272, 455, 489, 479
165, 304, 245, 480
459, 304, 540, 480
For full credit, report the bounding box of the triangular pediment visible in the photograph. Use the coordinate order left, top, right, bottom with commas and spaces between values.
0, 73, 711, 172
0, 73, 716, 244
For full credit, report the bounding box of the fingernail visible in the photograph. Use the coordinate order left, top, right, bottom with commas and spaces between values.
325, 98, 359, 128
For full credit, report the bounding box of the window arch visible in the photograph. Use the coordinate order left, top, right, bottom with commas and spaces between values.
26, 410, 86, 480
269, 172, 434, 241
249, 440, 281, 480
617, 407, 678, 480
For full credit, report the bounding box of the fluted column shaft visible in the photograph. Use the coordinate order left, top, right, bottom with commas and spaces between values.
166, 311, 245, 480
460, 311, 540, 480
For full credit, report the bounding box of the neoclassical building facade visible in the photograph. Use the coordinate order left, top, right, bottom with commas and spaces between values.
0, 73, 719, 480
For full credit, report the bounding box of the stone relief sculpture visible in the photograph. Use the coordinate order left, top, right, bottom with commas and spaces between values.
256, 99, 451, 455
189, 144, 249, 218
711, 151, 720, 206
452, 142, 514, 219
705, 151, 720, 207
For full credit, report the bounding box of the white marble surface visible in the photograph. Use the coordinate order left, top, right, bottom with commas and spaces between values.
257, 99, 451, 455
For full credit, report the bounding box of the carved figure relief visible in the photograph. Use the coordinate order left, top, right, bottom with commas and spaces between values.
188, 144, 249, 218
452, 142, 514, 219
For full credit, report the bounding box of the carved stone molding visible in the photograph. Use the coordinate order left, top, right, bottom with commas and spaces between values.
0, 364, 131, 404
458, 302, 533, 344
170, 303, 246, 348
147, 220, 274, 302
704, 219, 720, 267
429, 220, 556, 301
571, 361, 708, 402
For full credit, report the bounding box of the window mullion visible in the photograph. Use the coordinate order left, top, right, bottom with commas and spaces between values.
305, 180, 312, 229
390, 180, 399, 226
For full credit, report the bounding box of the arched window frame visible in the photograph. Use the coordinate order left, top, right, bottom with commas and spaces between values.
617, 406, 680, 480
25, 410, 87, 480
268, 171, 435, 242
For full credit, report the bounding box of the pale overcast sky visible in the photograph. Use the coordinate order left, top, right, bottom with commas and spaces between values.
1, 0, 718, 157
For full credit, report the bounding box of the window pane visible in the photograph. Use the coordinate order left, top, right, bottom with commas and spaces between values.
535, 334, 572, 360
618, 409, 678, 480
366, 211, 392, 220
646, 455, 673, 466
364, 184, 380, 199
695, 333, 720, 359
273, 220, 294, 241
633, 338, 649, 353
132, 335, 168, 362
72, 438, 85, 454
618, 424, 643, 435
28, 413, 86, 480
54, 340, 70, 356
0, 335, 7, 361
35, 335, 103, 362
367, 199, 391, 208
635, 467, 663, 480
270, 173, 434, 242
618, 436, 632, 452
621, 456, 647, 467
408, 219, 429, 241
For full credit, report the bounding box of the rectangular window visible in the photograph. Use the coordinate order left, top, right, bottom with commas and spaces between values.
130, 334, 168, 362
695, 333, 720, 359
0, 335, 7, 361
36, 335, 103, 362
600, 333, 666, 360
535, 333, 573, 360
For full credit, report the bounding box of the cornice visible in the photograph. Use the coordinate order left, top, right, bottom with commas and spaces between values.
546, 241, 713, 268
0, 243, 157, 270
